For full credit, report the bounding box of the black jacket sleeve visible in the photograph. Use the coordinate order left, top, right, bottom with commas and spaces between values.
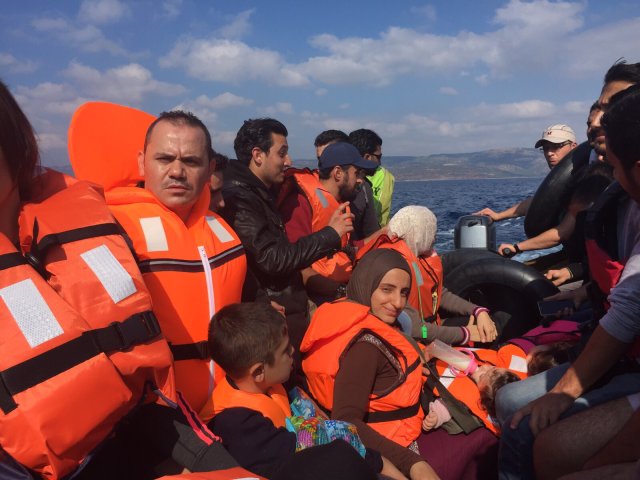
223, 188, 342, 279
208, 407, 297, 478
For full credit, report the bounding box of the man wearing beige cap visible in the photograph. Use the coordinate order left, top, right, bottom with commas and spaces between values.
474, 123, 577, 222
534, 124, 577, 168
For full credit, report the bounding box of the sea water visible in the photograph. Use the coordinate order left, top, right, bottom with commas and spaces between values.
391, 177, 559, 261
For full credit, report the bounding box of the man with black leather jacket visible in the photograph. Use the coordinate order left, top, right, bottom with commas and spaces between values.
220, 118, 354, 365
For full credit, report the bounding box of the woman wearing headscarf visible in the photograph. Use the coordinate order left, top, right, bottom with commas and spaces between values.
358, 205, 498, 345
301, 249, 439, 479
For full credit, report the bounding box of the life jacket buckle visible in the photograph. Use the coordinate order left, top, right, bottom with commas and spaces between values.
110, 321, 132, 351
24, 252, 46, 278
140, 311, 162, 339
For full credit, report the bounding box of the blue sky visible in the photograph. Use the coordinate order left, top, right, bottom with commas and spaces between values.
2, 0, 640, 166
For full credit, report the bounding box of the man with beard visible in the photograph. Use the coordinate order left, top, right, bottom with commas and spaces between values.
220, 119, 354, 378
496, 60, 640, 480
279, 141, 378, 304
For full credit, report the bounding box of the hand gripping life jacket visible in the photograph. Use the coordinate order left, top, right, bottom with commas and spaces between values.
0, 170, 175, 479
107, 185, 246, 421
433, 345, 527, 435
213, 376, 291, 428
300, 300, 424, 447
356, 235, 443, 324
278, 168, 353, 283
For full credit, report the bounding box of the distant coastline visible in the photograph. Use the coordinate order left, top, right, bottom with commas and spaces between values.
46, 146, 549, 182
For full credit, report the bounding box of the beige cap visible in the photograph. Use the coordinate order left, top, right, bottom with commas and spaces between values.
534, 124, 577, 148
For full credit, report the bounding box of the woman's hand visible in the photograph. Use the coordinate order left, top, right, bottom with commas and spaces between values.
475, 311, 497, 343
467, 312, 497, 343
409, 460, 441, 480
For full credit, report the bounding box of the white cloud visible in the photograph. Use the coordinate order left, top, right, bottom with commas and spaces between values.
32, 17, 129, 56
260, 102, 294, 116
470, 100, 556, 119
160, 38, 309, 86
15, 82, 89, 116
194, 92, 253, 109
78, 0, 131, 25
291, 0, 631, 87
171, 101, 219, 125
218, 9, 255, 40
159, 0, 630, 88
439, 86, 458, 96
161, 0, 183, 19
339, 103, 350, 110
315, 88, 328, 96
63, 61, 186, 103
37, 132, 68, 150
0, 52, 37, 74
410, 4, 437, 22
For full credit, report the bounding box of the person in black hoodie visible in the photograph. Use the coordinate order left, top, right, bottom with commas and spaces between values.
219, 118, 353, 373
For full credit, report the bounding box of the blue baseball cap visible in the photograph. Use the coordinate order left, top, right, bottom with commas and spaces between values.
318, 142, 378, 171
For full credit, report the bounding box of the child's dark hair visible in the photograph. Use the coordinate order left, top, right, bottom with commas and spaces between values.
208, 302, 288, 379
527, 342, 576, 377
478, 369, 520, 419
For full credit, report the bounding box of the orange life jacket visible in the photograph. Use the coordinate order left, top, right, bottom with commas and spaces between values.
279, 169, 353, 283
0, 170, 175, 479
157, 468, 266, 480
213, 376, 291, 429
300, 300, 424, 447
433, 344, 527, 435
356, 235, 443, 324
107, 185, 247, 421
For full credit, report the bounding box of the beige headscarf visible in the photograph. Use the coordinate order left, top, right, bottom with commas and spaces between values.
346, 249, 412, 307
387, 205, 437, 257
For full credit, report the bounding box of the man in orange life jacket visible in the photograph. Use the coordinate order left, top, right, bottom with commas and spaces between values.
279, 142, 378, 303
106, 111, 247, 421
0, 85, 242, 479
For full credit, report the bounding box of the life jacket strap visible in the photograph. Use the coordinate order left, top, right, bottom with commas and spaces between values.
0, 253, 28, 271
365, 400, 421, 423
170, 341, 210, 361
32, 221, 122, 257
0, 310, 161, 414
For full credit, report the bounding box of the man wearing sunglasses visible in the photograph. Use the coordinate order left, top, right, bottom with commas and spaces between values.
474, 124, 577, 225
535, 124, 578, 169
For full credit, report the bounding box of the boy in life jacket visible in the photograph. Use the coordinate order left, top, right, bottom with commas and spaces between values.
278, 142, 379, 304
207, 302, 394, 480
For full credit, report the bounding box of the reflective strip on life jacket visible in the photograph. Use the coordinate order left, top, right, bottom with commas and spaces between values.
0, 170, 175, 479
107, 186, 246, 419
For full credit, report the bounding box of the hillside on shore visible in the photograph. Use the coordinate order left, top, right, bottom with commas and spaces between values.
50, 147, 548, 181
293, 147, 548, 181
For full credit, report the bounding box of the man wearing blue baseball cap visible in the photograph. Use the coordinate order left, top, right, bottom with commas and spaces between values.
279, 142, 378, 303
